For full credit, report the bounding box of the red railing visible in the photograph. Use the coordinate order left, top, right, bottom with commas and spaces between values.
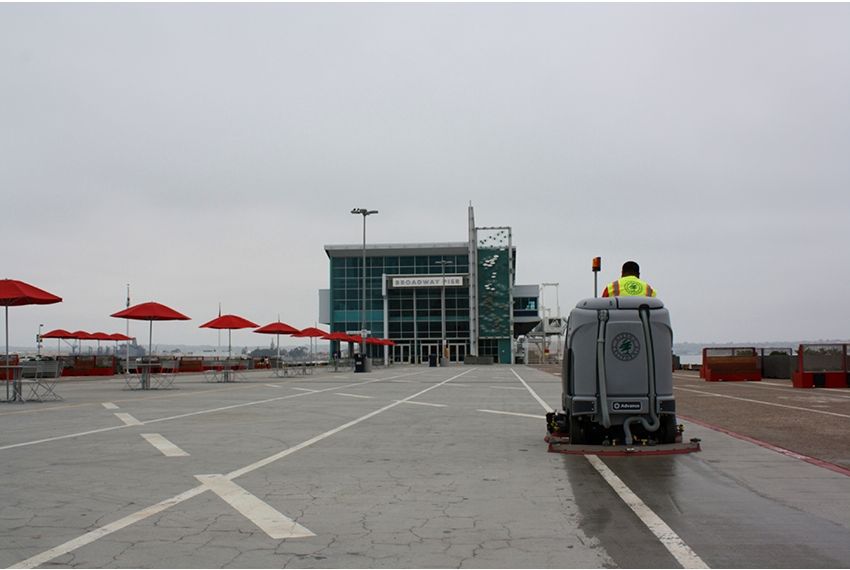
700, 347, 762, 382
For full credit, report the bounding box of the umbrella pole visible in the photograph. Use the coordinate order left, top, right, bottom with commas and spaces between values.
228, 329, 232, 382
5, 305, 9, 401
145, 320, 153, 391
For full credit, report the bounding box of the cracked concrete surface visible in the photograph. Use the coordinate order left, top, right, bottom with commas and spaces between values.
2, 366, 850, 567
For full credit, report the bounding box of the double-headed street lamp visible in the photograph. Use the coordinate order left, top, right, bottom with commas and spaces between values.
351, 208, 378, 362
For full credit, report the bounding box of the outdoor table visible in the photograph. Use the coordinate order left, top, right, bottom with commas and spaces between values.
203, 359, 245, 383
136, 362, 156, 390
126, 361, 172, 390
0, 365, 24, 402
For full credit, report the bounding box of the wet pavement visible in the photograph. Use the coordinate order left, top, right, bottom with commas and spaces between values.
1, 365, 849, 568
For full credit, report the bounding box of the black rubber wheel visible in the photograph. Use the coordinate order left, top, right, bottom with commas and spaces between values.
569, 414, 586, 445
657, 414, 678, 444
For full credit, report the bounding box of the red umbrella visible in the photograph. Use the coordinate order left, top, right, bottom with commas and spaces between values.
107, 333, 133, 342
255, 321, 300, 335
254, 321, 299, 363
90, 331, 113, 352
199, 314, 259, 360
292, 327, 327, 364
69, 330, 93, 355
112, 302, 190, 321
365, 337, 382, 345
42, 328, 74, 339
324, 331, 354, 342
0, 280, 62, 307
106, 333, 134, 359
0, 279, 62, 400
41, 328, 75, 357
293, 327, 327, 338
324, 331, 356, 359
111, 301, 190, 359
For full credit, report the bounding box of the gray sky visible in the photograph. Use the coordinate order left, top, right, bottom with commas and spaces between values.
2, 3, 849, 348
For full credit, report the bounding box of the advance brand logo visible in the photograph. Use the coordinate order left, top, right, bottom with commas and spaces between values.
612, 401, 642, 411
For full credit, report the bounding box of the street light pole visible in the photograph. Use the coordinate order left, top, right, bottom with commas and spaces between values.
37, 323, 43, 357
435, 259, 453, 365
351, 208, 378, 366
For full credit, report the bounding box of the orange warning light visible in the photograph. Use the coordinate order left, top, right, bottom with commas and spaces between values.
592, 257, 602, 272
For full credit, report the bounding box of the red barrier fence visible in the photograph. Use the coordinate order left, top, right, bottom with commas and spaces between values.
700, 347, 762, 381
792, 344, 849, 389
62, 355, 116, 377
0, 355, 20, 380
178, 356, 205, 373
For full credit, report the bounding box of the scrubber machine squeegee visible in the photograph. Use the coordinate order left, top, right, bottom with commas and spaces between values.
546, 296, 700, 456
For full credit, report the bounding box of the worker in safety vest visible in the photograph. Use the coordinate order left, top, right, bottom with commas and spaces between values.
602, 261, 657, 297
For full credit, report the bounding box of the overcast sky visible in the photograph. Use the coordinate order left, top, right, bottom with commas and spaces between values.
2, 3, 849, 348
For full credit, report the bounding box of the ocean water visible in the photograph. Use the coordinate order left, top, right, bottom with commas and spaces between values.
677, 354, 702, 366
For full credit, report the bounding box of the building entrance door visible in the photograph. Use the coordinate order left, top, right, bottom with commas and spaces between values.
393, 344, 410, 363
449, 343, 467, 363
420, 343, 440, 364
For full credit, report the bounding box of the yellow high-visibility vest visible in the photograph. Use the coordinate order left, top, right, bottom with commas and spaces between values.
607, 276, 657, 297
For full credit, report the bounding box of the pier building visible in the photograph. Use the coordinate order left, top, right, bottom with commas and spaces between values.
320, 206, 541, 364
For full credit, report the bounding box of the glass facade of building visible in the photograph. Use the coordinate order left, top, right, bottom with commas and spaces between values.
323, 207, 535, 365
327, 246, 474, 363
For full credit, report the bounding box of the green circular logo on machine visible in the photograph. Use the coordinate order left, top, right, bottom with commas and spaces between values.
611, 332, 641, 361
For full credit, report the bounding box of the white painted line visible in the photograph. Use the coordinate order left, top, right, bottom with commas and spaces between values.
586, 455, 709, 569
441, 383, 470, 387
728, 380, 850, 400
391, 379, 415, 383
674, 373, 850, 400
478, 409, 545, 419
401, 400, 447, 408
226, 369, 475, 479
291, 387, 320, 393
674, 386, 850, 419
9, 368, 472, 568
0, 371, 424, 452
512, 369, 707, 568
334, 392, 373, 399
265, 384, 281, 388
510, 368, 554, 413
102, 402, 119, 410
140, 433, 190, 457
0, 424, 130, 452
114, 413, 142, 427
196, 475, 314, 539
488, 386, 525, 391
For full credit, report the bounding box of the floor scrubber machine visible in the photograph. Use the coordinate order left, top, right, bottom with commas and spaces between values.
546, 296, 700, 455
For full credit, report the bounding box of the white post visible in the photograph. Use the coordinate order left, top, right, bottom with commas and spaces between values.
125, 284, 130, 377
382, 273, 389, 366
